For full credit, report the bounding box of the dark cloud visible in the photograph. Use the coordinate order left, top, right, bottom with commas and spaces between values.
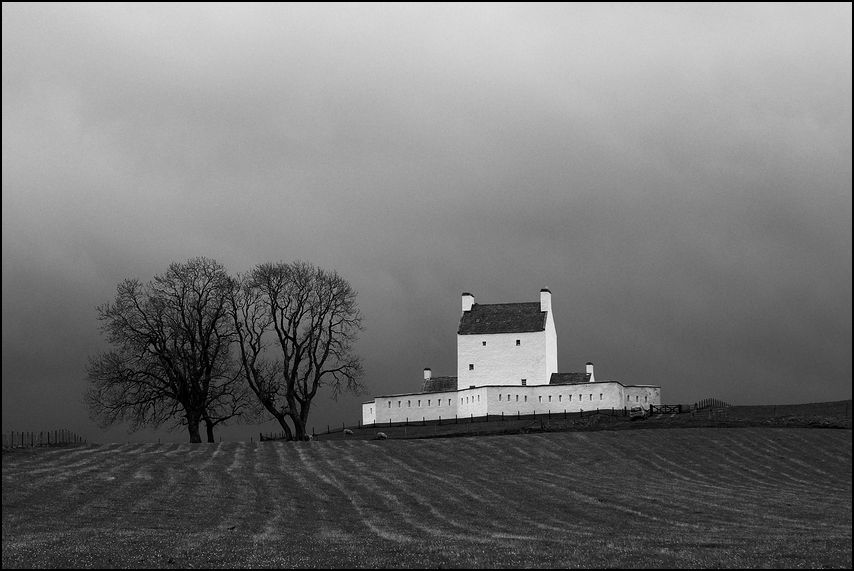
3, 3, 851, 442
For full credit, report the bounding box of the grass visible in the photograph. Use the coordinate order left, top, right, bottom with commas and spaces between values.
2, 406, 851, 568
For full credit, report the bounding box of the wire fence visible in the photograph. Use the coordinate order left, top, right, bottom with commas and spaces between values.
2, 430, 86, 448
319, 407, 635, 435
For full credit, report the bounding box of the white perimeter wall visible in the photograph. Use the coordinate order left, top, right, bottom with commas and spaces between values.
370, 391, 460, 425
621, 385, 661, 409
362, 383, 662, 425
457, 331, 549, 389
485, 382, 627, 416
362, 402, 375, 425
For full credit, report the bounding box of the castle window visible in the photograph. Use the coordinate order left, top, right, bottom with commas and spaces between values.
589, 394, 593, 401
558, 395, 562, 402
516, 395, 519, 402
539, 396, 542, 403
521, 379, 527, 386
627, 395, 630, 402
428, 399, 431, 406
645, 396, 648, 403
482, 341, 486, 346
568, 395, 572, 401
516, 339, 521, 346
448, 399, 451, 406
636, 396, 640, 402
524, 396, 527, 402
477, 395, 480, 402
600, 394, 603, 400
418, 400, 421, 407
549, 395, 552, 402
499, 394, 502, 401
408, 400, 411, 407
469, 364, 474, 370
398, 401, 401, 408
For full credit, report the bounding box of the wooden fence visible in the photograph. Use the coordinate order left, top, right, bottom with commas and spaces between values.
650, 404, 683, 414
694, 398, 731, 410
2, 430, 86, 448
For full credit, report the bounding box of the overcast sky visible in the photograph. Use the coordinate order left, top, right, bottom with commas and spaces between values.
3, 3, 851, 443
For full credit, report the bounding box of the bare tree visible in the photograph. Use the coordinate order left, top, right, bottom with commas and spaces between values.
229, 261, 365, 440
227, 274, 293, 441
85, 258, 249, 443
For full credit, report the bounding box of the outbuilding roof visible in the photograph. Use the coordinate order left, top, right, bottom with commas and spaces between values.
549, 372, 592, 385
458, 302, 546, 335
420, 376, 458, 393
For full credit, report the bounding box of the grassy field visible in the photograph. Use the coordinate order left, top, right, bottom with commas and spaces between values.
2, 423, 851, 568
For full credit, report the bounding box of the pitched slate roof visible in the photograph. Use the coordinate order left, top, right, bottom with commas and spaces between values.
458, 302, 546, 335
549, 372, 592, 385
420, 376, 458, 393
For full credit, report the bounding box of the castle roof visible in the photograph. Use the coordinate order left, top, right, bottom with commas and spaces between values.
458, 302, 546, 335
420, 376, 458, 393
549, 372, 592, 385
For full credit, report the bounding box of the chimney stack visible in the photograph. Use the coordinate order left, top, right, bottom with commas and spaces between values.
423, 368, 432, 381
462, 292, 475, 314
540, 288, 552, 312
586, 362, 595, 383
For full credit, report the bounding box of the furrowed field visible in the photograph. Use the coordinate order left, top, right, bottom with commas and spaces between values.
2, 428, 851, 568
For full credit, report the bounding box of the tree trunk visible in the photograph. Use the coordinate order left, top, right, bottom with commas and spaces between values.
205, 420, 215, 443
272, 411, 294, 441
186, 411, 203, 443
187, 421, 202, 443
290, 408, 307, 441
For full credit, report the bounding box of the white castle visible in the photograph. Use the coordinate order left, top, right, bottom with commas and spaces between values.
362, 289, 661, 425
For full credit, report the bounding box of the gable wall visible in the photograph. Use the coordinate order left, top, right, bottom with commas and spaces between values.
457, 330, 548, 389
